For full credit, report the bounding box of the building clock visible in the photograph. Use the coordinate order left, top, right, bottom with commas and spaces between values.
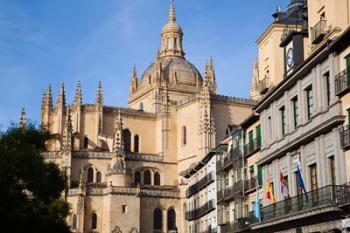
287, 47, 293, 67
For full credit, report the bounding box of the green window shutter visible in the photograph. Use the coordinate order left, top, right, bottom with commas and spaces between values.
347, 56, 350, 84
257, 166, 263, 186
347, 108, 350, 126
249, 130, 254, 144
256, 125, 261, 147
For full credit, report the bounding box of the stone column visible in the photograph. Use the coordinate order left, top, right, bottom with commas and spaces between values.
162, 209, 168, 233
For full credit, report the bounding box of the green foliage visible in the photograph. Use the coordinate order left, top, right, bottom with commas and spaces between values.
0, 123, 71, 233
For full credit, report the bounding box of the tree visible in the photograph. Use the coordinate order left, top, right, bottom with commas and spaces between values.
0, 124, 71, 233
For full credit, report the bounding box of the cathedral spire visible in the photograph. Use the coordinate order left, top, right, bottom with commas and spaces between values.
160, 0, 184, 58
113, 110, 125, 155
56, 82, 66, 108
74, 80, 82, 107
204, 57, 217, 94
130, 65, 138, 93
46, 84, 53, 108
19, 107, 26, 129
96, 81, 103, 111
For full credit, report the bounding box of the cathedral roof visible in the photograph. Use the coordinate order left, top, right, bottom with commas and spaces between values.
140, 56, 202, 87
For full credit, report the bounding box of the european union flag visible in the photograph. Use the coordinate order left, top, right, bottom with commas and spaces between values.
296, 164, 308, 200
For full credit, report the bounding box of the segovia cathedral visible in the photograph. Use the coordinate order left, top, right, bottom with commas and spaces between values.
41, 2, 254, 233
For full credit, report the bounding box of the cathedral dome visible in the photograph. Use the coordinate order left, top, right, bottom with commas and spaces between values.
141, 56, 203, 86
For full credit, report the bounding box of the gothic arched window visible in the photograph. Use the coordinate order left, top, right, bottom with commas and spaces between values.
153, 208, 162, 230
83, 136, 89, 149
72, 214, 77, 229
134, 135, 139, 153
96, 171, 101, 183
182, 126, 187, 145
167, 208, 176, 230
91, 213, 97, 230
87, 167, 94, 183
144, 170, 151, 185
123, 129, 131, 152
154, 172, 160, 186
134, 171, 141, 185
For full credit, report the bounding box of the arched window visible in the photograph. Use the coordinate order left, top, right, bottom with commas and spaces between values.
139, 103, 144, 111
72, 214, 77, 229
154, 172, 160, 186
134, 171, 141, 185
96, 171, 101, 183
87, 167, 94, 183
84, 136, 89, 149
91, 213, 97, 230
123, 129, 131, 152
167, 208, 176, 230
134, 135, 139, 153
182, 126, 187, 145
153, 208, 162, 230
144, 170, 151, 185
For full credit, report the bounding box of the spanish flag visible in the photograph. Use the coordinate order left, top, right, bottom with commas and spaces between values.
266, 175, 275, 203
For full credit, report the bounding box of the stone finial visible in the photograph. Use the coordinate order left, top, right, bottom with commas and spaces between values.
19, 107, 26, 129
96, 81, 103, 110
130, 65, 138, 93
46, 84, 53, 108
168, 0, 176, 22
62, 107, 73, 152
74, 80, 82, 107
204, 57, 216, 94
113, 110, 125, 155
78, 164, 85, 191
56, 82, 66, 108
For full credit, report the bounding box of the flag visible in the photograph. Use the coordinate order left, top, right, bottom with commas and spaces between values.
280, 171, 290, 198
254, 185, 261, 221
266, 175, 275, 203
296, 163, 308, 200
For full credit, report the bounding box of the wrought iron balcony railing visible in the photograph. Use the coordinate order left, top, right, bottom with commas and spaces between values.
311, 19, 327, 44
251, 185, 350, 225
186, 172, 215, 197
335, 69, 350, 96
244, 176, 257, 193
200, 227, 217, 233
258, 77, 270, 94
217, 148, 243, 172
244, 137, 261, 157
218, 181, 244, 203
185, 199, 216, 221
220, 218, 252, 233
340, 125, 350, 149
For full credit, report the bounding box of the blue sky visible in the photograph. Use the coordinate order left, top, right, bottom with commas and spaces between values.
0, 0, 289, 129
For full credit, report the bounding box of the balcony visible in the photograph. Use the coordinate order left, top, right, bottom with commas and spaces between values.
311, 19, 327, 44
340, 125, 350, 150
220, 218, 251, 233
335, 69, 350, 96
217, 148, 243, 172
186, 172, 215, 198
244, 176, 257, 194
250, 185, 350, 230
185, 199, 215, 221
244, 137, 261, 157
218, 181, 244, 203
258, 77, 270, 94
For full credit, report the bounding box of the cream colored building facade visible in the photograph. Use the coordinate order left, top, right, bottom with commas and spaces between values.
40, 3, 253, 233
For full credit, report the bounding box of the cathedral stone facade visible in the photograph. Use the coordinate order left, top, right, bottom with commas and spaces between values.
41, 2, 253, 233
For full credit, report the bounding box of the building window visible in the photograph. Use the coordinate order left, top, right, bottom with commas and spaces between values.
134, 171, 141, 185
139, 102, 144, 111
154, 208, 162, 230
174, 37, 177, 49
144, 170, 151, 185
83, 136, 89, 149
123, 129, 131, 152
256, 125, 261, 147
134, 135, 139, 152
268, 116, 272, 139
91, 213, 97, 230
329, 156, 336, 185
347, 108, 350, 126
154, 172, 160, 186
280, 106, 286, 136
306, 86, 313, 120
324, 72, 331, 106
72, 214, 77, 229
257, 166, 263, 186
249, 165, 255, 178
122, 205, 127, 213
292, 96, 299, 129
309, 164, 318, 191
87, 167, 94, 183
248, 130, 254, 145
182, 126, 187, 145
98, 116, 102, 134
96, 171, 101, 183
167, 208, 176, 230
